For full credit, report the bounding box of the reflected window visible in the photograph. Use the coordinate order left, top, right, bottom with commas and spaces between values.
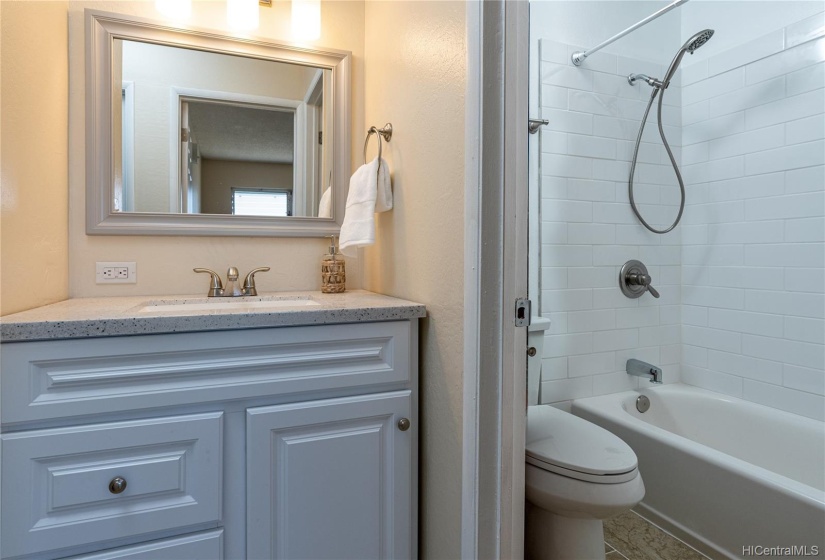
232, 189, 292, 217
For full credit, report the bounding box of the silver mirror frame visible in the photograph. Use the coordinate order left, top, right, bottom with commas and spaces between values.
85, 10, 351, 237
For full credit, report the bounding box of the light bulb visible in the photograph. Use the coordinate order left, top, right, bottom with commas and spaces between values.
227, 0, 259, 31
155, 0, 191, 20
292, 0, 321, 41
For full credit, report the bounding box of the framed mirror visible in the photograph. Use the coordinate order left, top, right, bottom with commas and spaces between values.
86, 10, 351, 236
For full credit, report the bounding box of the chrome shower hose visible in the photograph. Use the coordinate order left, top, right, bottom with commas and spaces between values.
628, 87, 685, 234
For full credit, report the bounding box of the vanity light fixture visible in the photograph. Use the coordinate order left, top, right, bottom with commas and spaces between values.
227, 0, 259, 30
154, 0, 191, 20
292, 0, 321, 41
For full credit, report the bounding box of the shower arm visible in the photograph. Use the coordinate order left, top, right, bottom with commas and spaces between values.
571, 0, 689, 66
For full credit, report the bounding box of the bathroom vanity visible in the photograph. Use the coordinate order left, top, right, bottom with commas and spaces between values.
0, 291, 424, 560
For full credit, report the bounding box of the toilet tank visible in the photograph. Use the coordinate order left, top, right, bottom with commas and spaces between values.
527, 316, 552, 406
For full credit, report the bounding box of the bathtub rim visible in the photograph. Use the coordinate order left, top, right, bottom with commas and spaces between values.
570, 384, 825, 510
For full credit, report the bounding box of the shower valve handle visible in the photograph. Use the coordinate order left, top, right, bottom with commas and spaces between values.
628, 273, 660, 298
619, 260, 660, 299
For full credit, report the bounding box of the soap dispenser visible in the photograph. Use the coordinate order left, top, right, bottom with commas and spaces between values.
321, 236, 346, 293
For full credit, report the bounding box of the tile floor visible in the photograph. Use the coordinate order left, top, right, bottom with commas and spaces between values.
604, 510, 709, 560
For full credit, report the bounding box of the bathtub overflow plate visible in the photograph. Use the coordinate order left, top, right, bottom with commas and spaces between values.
636, 395, 650, 413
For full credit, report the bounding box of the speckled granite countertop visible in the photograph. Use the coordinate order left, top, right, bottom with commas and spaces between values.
0, 290, 426, 342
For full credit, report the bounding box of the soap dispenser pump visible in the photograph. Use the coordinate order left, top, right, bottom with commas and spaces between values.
321, 236, 346, 293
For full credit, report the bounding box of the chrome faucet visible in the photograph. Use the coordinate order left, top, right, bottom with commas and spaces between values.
627, 359, 663, 384
194, 267, 270, 297
223, 267, 242, 297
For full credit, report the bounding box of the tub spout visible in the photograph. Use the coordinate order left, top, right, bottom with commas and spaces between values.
627, 359, 663, 384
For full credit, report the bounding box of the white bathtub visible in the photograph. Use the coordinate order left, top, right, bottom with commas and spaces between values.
572, 384, 825, 559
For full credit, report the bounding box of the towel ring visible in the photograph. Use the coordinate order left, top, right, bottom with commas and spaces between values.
363, 123, 393, 165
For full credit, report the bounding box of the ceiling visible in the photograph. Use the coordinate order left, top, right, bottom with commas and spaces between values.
187, 101, 294, 164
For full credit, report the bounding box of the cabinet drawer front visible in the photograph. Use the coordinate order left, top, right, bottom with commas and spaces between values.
2, 322, 411, 424
60, 530, 223, 560
2, 413, 223, 558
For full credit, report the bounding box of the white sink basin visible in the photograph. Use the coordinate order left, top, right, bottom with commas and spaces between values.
137, 297, 321, 314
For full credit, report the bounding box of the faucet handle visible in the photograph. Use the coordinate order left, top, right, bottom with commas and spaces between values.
630, 272, 660, 299
194, 268, 224, 297
243, 267, 271, 297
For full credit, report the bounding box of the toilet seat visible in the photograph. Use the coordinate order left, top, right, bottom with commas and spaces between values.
525, 454, 638, 484
526, 405, 638, 484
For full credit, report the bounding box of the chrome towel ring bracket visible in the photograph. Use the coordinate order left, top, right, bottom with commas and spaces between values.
363, 123, 393, 168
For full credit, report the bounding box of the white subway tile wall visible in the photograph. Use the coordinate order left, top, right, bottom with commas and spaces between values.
538, 40, 684, 404
537, 15, 825, 421
681, 15, 825, 421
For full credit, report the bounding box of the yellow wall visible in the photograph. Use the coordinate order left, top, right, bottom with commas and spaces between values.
363, 2, 467, 557
64, 0, 365, 298
1, 1, 70, 316
0, 1, 365, 306
2, 1, 472, 553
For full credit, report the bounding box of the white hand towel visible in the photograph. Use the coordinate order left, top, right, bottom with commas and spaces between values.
339, 157, 392, 257
318, 186, 332, 218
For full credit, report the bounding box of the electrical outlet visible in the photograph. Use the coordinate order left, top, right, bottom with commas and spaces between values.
96, 262, 137, 284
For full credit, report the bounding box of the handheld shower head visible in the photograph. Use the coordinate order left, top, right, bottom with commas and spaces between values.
663, 28, 714, 86
686, 29, 715, 53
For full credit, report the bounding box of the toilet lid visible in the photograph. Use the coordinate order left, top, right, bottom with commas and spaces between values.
525, 405, 638, 478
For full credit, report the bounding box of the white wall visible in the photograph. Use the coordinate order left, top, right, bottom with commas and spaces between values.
534, 37, 684, 404
530, 1, 682, 65
681, 1, 824, 62
532, 2, 825, 421
530, 1, 684, 404
679, 11, 825, 421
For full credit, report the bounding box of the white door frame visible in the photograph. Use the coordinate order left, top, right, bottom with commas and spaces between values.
301, 70, 324, 217
463, 0, 530, 558
168, 87, 301, 214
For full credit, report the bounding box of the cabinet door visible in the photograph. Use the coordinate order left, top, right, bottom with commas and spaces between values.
247, 391, 412, 560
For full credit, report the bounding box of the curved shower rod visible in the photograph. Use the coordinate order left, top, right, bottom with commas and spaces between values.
571, 0, 689, 66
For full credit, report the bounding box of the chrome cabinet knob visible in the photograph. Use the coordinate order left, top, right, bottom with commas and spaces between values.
397, 418, 411, 431
108, 476, 127, 494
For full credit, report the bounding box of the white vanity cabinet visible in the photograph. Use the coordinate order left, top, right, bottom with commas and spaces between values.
0, 319, 418, 560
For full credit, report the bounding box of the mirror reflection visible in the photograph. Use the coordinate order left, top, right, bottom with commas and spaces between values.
115, 39, 332, 218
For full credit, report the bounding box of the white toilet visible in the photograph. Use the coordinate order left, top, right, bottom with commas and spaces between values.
525, 318, 645, 560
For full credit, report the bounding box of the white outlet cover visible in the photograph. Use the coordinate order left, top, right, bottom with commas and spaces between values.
96, 262, 137, 284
